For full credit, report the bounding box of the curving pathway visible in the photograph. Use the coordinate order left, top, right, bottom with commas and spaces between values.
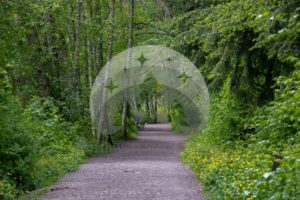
39, 124, 205, 200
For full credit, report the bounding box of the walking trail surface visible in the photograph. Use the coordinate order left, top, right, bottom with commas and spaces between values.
39, 124, 206, 200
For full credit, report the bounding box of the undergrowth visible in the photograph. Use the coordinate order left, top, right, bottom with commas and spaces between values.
181, 71, 300, 199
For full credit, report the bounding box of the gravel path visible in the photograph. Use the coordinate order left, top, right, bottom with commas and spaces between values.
39, 124, 205, 200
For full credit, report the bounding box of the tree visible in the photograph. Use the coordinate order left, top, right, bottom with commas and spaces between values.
121, 0, 134, 138
97, 0, 115, 143
74, 0, 83, 107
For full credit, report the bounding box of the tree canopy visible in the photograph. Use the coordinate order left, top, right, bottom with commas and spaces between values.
0, 0, 299, 199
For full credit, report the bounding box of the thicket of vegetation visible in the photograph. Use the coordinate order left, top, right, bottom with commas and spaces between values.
152, 0, 299, 199
0, 0, 299, 199
0, 0, 154, 198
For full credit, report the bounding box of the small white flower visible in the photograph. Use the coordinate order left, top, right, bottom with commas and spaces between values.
270, 16, 274, 20
263, 172, 273, 179
257, 14, 263, 18
278, 28, 287, 33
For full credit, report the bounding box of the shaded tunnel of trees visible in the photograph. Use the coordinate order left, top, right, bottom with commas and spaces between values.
0, 0, 299, 199
89, 45, 209, 142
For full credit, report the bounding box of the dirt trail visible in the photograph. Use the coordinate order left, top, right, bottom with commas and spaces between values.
39, 124, 206, 200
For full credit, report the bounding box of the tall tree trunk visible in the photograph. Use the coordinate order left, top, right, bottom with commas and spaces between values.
86, 40, 93, 90
129, 0, 137, 109
106, 0, 115, 61
90, 0, 104, 136
128, 0, 133, 48
150, 96, 157, 123
84, 1, 92, 90
98, 0, 115, 143
230, 41, 242, 91
153, 96, 158, 123
149, 96, 153, 117
40, 12, 53, 97
121, 0, 134, 138
95, 0, 104, 74
74, 0, 83, 106
145, 96, 150, 119
97, 34, 104, 73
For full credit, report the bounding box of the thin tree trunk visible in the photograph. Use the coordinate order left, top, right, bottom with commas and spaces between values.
121, 99, 128, 137
129, 0, 137, 109
106, 0, 114, 61
95, 0, 104, 74
121, 0, 134, 138
97, 34, 104, 73
230, 42, 242, 90
98, 0, 115, 143
84, 1, 93, 90
149, 97, 153, 117
153, 96, 158, 123
151, 96, 156, 122
128, 0, 133, 48
40, 11, 53, 97
74, 0, 83, 105
67, 4, 74, 92
145, 96, 150, 119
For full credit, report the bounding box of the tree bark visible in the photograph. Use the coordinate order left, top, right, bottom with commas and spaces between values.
153, 96, 158, 123
128, 0, 133, 49
145, 96, 150, 119
98, 0, 115, 143
74, 0, 83, 104
106, 0, 115, 62
121, 0, 134, 138
95, 0, 104, 74
84, 1, 93, 90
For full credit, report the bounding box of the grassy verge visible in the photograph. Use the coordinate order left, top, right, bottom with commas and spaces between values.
16, 134, 137, 200
181, 73, 300, 199
0, 96, 139, 200
16, 140, 113, 200
181, 134, 300, 199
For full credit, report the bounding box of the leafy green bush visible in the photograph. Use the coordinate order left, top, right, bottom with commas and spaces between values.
126, 117, 138, 139
0, 69, 36, 199
248, 71, 300, 144
0, 179, 16, 200
23, 97, 87, 187
182, 71, 300, 199
169, 99, 187, 133
0, 74, 91, 199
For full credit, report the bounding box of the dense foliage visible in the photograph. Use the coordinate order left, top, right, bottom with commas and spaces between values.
156, 0, 300, 199
0, 0, 299, 199
182, 72, 300, 199
0, 0, 150, 198
0, 69, 102, 199
169, 99, 187, 133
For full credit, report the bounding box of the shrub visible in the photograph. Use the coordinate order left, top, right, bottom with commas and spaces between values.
181, 71, 300, 199
169, 99, 187, 133
23, 97, 87, 187
0, 83, 90, 199
0, 69, 36, 197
